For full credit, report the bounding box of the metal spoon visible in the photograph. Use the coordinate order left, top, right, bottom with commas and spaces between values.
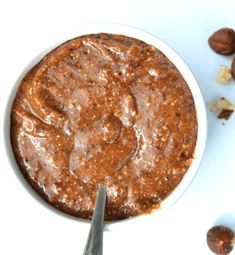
83, 186, 107, 255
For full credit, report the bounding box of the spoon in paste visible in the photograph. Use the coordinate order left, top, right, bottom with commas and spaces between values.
83, 186, 107, 255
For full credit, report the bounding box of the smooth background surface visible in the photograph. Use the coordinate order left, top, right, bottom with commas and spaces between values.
0, 0, 235, 254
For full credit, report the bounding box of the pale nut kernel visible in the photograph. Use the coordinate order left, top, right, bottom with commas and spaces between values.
209, 97, 234, 112
216, 65, 232, 84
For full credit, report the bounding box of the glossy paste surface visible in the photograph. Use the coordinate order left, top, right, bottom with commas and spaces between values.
11, 33, 197, 220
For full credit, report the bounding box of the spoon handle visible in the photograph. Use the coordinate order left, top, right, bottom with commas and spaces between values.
83, 186, 107, 255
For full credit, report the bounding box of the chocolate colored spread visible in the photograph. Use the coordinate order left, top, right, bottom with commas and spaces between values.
11, 33, 197, 220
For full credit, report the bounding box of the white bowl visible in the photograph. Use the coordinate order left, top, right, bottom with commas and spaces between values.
5, 23, 207, 228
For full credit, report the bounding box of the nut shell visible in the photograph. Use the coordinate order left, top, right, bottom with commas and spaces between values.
231, 57, 235, 80
217, 109, 234, 120
208, 28, 235, 55
207, 225, 234, 255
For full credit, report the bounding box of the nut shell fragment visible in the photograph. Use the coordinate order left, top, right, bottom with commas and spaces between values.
231, 57, 235, 80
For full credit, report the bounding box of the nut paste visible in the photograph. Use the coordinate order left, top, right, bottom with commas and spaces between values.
11, 33, 197, 220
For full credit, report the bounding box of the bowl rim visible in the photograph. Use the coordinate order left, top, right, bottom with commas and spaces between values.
4, 23, 207, 229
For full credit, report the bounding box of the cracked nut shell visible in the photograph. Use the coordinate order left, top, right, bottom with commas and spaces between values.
208, 28, 235, 55
207, 225, 234, 255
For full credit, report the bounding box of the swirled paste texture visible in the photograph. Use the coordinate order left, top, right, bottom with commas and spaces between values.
11, 33, 197, 220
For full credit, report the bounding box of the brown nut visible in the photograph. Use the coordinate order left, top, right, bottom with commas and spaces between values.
231, 57, 235, 80
207, 225, 234, 255
208, 28, 235, 55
